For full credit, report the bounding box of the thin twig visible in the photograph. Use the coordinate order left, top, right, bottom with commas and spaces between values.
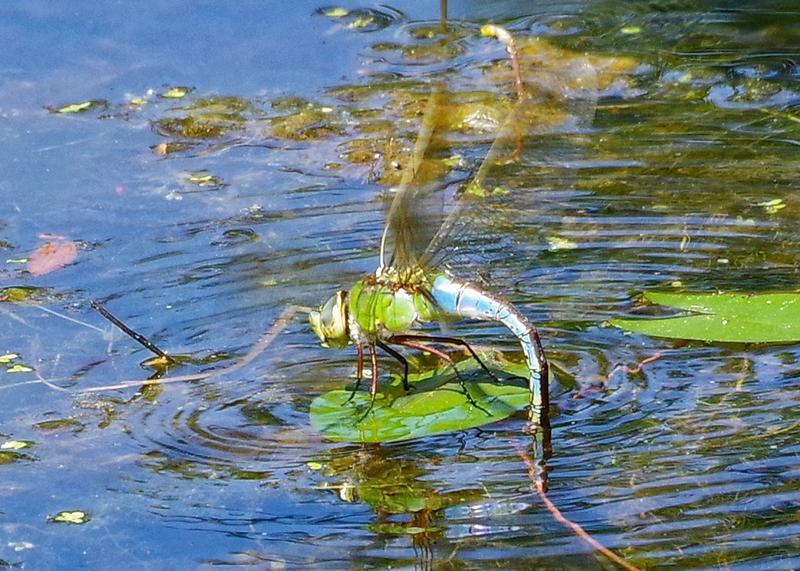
515, 443, 640, 571
1, 305, 306, 395
90, 300, 178, 364
79, 305, 303, 393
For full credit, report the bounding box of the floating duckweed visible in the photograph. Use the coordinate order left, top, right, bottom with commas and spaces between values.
33, 418, 84, 432
319, 7, 349, 18
186, 171, 226, 189
317, 7, 393, 32
269, 104, 345, 140
212, 228, 260, 248
348, 15, 375, 29
270, 96, 314, 112
128, 96, 148, 107
757, 198, 785, 214
547, 236, 579, 251
0, 286, 53, 304
1, 440, 33, 450
160, 86, 193, 99
154, 116, 235, 139
0, 450, 33, 464
151, 142, 197, 155
50, 510, 90, 525
48, 99, 109, 114
621, 25, 642, 35
307, 462, 323, 470
6, 364, 33, 373
152, 96, 252, 140
399, 38, 467, 62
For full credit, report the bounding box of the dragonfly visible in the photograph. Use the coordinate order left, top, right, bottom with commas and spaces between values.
309, 85, 553, 419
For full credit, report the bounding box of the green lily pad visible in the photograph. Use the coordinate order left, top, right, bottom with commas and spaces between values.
611, 291, 800, 343
310, 356, 531, 443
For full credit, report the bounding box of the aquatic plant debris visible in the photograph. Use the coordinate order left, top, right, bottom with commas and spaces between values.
27, 240, 78, 277
160, 86, 192, 99
0, 440, 32, 450
47, 100, 109, 114
611, 291, 800, 343
6, 364, 33, 373
49, 510, 90, 524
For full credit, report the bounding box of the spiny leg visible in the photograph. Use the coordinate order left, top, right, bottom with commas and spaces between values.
390, 337, 492, 416
357, 343, 379, 421
376, 340, 409, 391
390, 334, 503, 384
345, 340, 365, 404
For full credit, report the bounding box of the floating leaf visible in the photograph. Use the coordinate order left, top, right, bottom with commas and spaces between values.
33, 418, 84, 433
0, 353, 19, 363
185, 171, 227, 191
0, 286, 51, 304
620, 25, 642, 35
0, 450, 34, 464
49, 510, 90, 524
611, 291, 800, 343
348, 15, 375, 29
6, 364, 33, 373
321, 7, 348, 17
311, 356, 531, 443
48, 99, 108, 114
27, 240, 78, 276
160, 86, 192, 99
1, 440, 33, 450
757, 198, 786, 214
547, 236, 578, 251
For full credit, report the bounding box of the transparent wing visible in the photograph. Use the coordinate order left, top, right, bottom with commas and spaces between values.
379, 87, 449, 272
418, 56, 600, 273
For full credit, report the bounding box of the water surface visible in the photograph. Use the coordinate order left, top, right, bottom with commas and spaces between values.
1, 1, 800, 568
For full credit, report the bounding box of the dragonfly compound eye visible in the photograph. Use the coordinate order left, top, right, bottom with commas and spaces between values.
309, 291, 350, 349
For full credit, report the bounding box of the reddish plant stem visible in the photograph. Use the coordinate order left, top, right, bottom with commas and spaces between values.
515, 443, 641, 571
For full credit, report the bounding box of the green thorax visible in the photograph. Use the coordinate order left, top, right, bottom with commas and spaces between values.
349, 267, 441, 337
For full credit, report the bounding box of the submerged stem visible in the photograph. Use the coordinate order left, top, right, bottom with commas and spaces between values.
516, 443, 641, 571
481, 24, 525, 102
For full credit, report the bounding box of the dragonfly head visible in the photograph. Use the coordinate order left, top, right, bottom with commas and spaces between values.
309, 290, 350, 349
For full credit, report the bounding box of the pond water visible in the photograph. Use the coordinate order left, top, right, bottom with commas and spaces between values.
2, 1, 800, 568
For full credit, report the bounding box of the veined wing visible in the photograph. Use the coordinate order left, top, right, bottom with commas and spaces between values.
379, 87, 449, 273
418, 56, 600, 273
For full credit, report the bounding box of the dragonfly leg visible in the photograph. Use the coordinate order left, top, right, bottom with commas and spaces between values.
390, 334, 503, 384
389, 337, 491, 416
356, 343, 380, 422
345, 340, 365, 404
377, 340, 409, 391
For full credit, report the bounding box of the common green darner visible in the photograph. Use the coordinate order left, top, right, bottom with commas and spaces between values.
309, 87, 551, 419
